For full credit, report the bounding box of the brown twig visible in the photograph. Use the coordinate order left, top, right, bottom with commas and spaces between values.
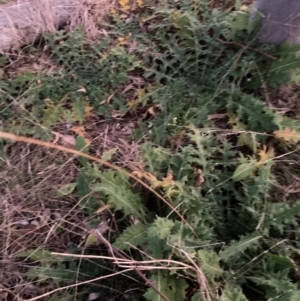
0, 130, 199, 239
218, 38, 280, 62
95, 229, 172, 301
0, 285, 21, 301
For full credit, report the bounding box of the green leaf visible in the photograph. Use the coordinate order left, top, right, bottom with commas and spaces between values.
228, 11, 247, 39
232, 161, 257, 182
75, 136, 89, 166
144, 271, 188, 301
220, 235, 262, 261
85, 233, 99, 247
249, 273, 296, 295
16, 249, 53, 262
92, 170, 146, 219
25, 264, 74, 285
16, 250, 75, 285
72, 96, 86, 123
191, 292, 202, 301
42, 103, 64, 128
226, 94, 278, 132
198, 249, 223, 280
114, 224, 147, 250
148, 217, 175, 240
25, 266, 50, 284
269, 44, 300, 87
222, 287, 249, 301
271, 291, 300, 301
273, 204, 300, 224
76, 169, 98, 213
141, 142, 170, 174
146, 237, 169, 259
57, 182, 77, 197
101, 148, 117, 161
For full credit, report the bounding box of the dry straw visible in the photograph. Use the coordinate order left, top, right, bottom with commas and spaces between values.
0, 0, 115, 52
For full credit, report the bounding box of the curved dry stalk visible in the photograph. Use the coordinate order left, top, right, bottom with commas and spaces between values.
26, 268, 134, 301
0, 130, 199, 235
52, 252, 196, 271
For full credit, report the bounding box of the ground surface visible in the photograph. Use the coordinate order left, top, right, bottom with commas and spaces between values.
1, 1, 300, 301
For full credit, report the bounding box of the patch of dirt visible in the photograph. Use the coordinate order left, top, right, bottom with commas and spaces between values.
85, 115, 145, 169
267, 84, 300, 117
0, 105, 148, 300
0, 142, 88, 299
2, 49, 59, 78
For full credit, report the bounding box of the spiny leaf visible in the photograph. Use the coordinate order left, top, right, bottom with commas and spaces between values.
140, 143, 171, 173
226, 94, 278, 132
232, 160, 257, 181
42, 103, 64, 128
220, 235, 262, 261
265, 254, 295, 271
16, 249, 53, 262
101, 148, 117, 162
75, 135, 89, 167
146, 236, 168, 259
85, 233, 99, 247
222, 287, 249, 301
258, 145, 274, 164
57, 182, 77, 197
132, 171, 176, 189
249, 273, 296, 295
144, 271, 188, 301
25, 264, 74, 285
274, 127, 300, 143
237, 132, 257, 151
72, 97, 87, 123
92, 170, 146, 219
273, 204, 300, 224
118, 0, 130, 11
228, 113, 247, 130
148, 217, 175, 240
198, 249, 223, 280
114, 224, 147, 250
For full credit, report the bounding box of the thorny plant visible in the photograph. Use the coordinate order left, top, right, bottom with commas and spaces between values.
1, 0, 300, 301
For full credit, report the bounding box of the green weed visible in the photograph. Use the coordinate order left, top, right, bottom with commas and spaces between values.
1, 1, 300, 301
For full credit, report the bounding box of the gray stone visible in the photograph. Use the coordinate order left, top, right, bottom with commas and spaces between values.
252, 0, 300, 44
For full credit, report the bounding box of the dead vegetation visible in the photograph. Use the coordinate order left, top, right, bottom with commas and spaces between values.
0, 103, 146, 299
0, 143, 80, 299
0, 0, 116, 52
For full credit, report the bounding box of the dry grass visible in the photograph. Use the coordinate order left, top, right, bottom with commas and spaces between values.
0, 114, 144, 299
69, 0, 117, 40
0, 143, 83, 299
0, 127, 198, 300
0, 0, 117, 52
